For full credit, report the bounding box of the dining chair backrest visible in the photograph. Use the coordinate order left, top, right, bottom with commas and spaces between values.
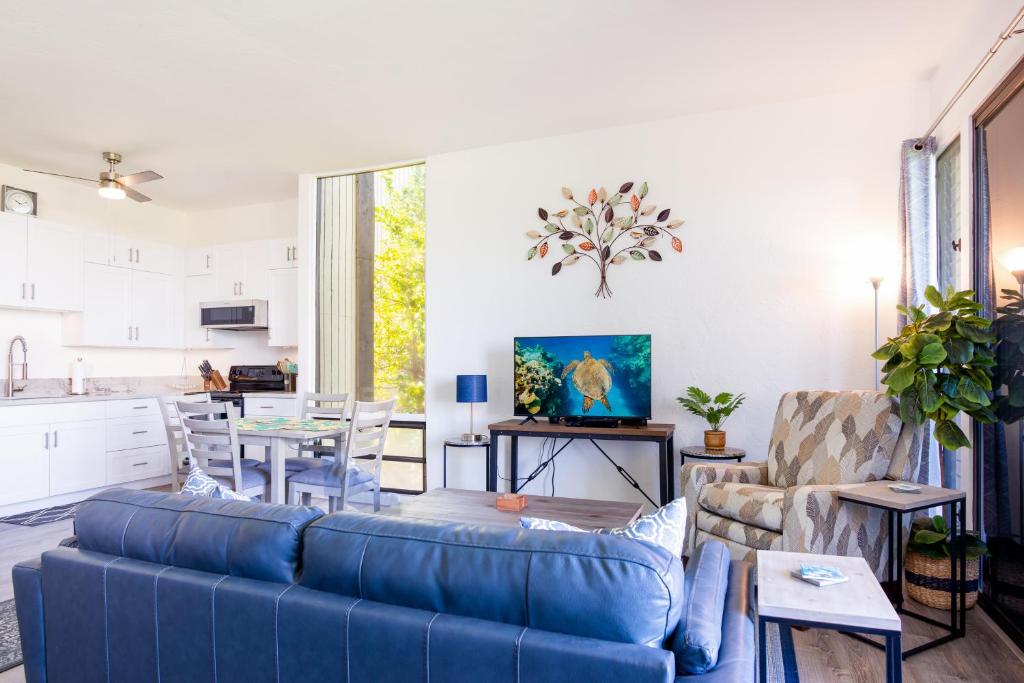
301, 391, 350, 420
344, 399, 396, 476
160, 393, 211, 491
175, 400, 244, 490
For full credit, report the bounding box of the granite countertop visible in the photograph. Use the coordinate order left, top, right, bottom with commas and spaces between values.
241, 392, 297, 397
0, 390, 206, 407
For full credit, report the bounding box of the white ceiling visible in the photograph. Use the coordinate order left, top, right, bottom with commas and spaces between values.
0, 0, 978, 211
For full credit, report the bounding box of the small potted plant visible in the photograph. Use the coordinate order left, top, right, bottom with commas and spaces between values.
906, 514, 988, 610
677, 387, 745, 449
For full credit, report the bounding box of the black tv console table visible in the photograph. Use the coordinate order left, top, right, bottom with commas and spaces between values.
487, 420, 676, 506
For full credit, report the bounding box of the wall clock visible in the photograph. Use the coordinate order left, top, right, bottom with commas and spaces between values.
2, 185, 37, 215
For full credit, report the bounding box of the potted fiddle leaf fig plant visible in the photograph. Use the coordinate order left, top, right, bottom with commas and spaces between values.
677, 387, 745, 449
872, 286, 998, 450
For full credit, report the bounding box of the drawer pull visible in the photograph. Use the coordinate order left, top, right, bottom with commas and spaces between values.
132, 461, 149, 467
260, 405, 274, 409
132, 430, 149, 435
132, 405, 148, 410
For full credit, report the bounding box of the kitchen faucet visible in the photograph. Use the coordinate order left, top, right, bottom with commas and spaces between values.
6, 336, 28, 398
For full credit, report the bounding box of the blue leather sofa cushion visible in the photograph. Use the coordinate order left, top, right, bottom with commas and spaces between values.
300, 511, 684, 647
671, 539, 731, 674
74, 488, 323, 584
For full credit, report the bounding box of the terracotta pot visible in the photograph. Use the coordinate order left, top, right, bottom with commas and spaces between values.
704, 430, 726, 449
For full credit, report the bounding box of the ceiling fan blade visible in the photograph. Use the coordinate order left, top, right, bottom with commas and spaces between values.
23, 169, 97, 185
122, 186, 152, 203
117, 170, 162, 187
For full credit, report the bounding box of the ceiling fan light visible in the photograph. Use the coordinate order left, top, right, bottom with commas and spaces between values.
98, 179, 125, 200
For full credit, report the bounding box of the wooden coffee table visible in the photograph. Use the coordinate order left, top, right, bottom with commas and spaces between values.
382, 488, 642, 530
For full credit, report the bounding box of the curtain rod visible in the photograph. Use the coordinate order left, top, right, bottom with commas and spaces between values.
915, 4, 1024, 150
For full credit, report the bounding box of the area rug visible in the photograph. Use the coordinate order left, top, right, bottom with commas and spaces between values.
766, 621, 801, 682
0, 599, 21, 674
0, 502, 78, 527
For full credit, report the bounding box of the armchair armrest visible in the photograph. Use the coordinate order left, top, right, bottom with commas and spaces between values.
681, 461, 768, 557
782, 483, 897, 580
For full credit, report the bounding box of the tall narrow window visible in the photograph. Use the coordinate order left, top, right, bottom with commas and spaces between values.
316, 163, 426, 493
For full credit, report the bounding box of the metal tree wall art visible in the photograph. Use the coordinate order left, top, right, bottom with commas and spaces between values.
526, 181, 684, 298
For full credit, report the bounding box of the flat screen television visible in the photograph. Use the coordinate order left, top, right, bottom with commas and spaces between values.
514, 334, 652, 420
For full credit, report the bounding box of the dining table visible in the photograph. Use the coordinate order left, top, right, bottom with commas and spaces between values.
235, 416, 349, 504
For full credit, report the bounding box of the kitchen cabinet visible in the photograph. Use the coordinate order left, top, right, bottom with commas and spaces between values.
268, 237, 298, 269
243, 396, 298, 417
64, 263, 183, 348
216, 241, 270, 300
185, 247, 217, 276
107, 445, 170, 485
110, 236, 183, 275
184, 275, 233, 348
0, 425, 50, 506
0, 214, 83, 312
48, 419, 107, 495
268, 268, 298, 347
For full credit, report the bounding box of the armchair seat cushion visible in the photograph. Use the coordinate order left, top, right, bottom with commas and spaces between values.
695, 511, 781, 552
697, 482, 784, 532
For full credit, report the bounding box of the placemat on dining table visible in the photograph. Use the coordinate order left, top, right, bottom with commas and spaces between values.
236, 416, 343, 432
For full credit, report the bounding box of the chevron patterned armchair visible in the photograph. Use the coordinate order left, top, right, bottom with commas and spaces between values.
682, 390, 923, 579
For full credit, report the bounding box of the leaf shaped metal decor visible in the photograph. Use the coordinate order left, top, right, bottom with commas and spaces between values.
526, 181, 687, 298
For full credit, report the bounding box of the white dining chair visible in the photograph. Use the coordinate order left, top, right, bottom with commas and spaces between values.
175, 400, 270, 500
287, 398, 395, 512
160, 394, 258, 492
281, 391, 351, 472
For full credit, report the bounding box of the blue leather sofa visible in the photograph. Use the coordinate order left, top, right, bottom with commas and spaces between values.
13, 488, 754, 682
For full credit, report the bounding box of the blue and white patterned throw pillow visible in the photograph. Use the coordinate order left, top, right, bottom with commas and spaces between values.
521, 497, 686, 557
180, 465, 251, 501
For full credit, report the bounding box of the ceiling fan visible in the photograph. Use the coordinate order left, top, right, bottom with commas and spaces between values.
24, 152, 163, 202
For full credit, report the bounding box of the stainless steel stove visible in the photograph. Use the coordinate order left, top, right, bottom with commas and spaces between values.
209, 365, 286, 415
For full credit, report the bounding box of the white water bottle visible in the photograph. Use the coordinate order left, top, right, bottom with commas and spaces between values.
71, 357, 86, 395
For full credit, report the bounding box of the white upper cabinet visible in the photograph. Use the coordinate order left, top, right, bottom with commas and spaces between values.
0, 212, 28, 308
110, 236, 182, 275
0, 214, 82, 312
268, 237, 298, 269
268, 268, 298, 347
26, 219, 83, 311
216, 241, 270, 300
131, 270, 174, 347
185, 247, 217, 276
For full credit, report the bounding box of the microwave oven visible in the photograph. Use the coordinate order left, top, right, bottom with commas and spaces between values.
200, 300, 268, 330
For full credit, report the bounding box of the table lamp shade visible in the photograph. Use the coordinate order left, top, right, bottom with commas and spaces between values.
456, 375, 487, 403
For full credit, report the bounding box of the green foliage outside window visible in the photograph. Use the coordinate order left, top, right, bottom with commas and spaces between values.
373, 166, 426, 413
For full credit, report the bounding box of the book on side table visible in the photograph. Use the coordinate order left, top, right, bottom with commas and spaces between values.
791, 563, 849, 587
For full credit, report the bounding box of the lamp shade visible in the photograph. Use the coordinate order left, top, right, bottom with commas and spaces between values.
456, 374, 487, 403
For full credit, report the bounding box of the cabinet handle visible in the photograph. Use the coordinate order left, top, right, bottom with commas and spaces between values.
135, 248, 140, 263
128, 325, 133, 340
260, 405, 274, 409
238, 282, 243, 295
44, 432, 49, 449
135, 326, 140, 341
132, 405, 147, 410
30, 283, 35, 300
53, 431, 58, 448
292, 246, 296, 262
205, 328, 211, 342
132, 430, 148, 435
132, 461, 149, 467
128, 247, 134, 263
206, 254, 211, 269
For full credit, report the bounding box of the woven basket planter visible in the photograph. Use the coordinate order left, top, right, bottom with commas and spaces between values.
905, 549, 979, 610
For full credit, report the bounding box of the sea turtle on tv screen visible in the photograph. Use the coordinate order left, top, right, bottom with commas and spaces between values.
560, 351, 614, 412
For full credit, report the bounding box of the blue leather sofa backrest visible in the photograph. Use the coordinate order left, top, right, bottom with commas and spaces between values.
74, 488, 324, 583
300, 511, 685, 647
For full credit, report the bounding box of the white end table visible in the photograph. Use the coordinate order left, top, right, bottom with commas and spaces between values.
757, 550, 902, 683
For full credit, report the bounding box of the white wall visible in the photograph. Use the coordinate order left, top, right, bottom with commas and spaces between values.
0, 161, 296, 381
425, 82, 928, 505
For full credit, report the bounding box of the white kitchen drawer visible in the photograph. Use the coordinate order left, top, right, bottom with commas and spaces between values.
243, 396, 297, 417
106, 417, 165, 452
107, 445, 171, 485
0, 401, 105, 428
105, 398, 161, 419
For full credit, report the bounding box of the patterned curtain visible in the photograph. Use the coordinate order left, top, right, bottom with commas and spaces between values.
898, 138, 939, 486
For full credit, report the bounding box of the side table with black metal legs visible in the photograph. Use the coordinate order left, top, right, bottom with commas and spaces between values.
838, 481, 967, 658
680, 445, 746, 466
443, 439, 491, 489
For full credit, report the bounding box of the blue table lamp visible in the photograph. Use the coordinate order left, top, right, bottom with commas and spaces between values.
456, 374, 488, 443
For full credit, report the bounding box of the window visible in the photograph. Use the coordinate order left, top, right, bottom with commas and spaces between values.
316, 163, 426, 492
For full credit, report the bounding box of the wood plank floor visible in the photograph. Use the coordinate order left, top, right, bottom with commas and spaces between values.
0, 507, 1021, 682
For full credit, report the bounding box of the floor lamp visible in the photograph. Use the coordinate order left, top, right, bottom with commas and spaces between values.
869, 276, 883, 390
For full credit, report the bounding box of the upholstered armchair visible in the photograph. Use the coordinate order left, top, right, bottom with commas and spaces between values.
682, 390, 923, 579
